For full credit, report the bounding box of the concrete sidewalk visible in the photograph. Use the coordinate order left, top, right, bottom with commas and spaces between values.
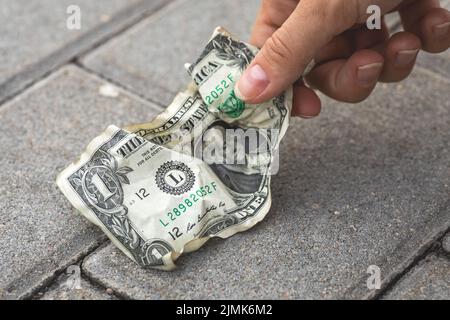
0, 0, 448, 300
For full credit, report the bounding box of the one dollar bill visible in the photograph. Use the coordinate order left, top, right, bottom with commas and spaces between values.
57, 27, 293, 270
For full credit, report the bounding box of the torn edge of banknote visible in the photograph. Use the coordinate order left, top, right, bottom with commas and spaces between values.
56, 27, 293, 270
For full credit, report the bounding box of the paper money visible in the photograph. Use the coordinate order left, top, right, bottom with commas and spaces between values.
57, 27, 293, 270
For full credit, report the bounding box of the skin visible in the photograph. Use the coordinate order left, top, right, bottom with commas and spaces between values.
234, 0, 450, 118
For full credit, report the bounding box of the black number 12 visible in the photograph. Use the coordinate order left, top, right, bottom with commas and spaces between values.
135, 188, 149, 200
168, 227, 183, 240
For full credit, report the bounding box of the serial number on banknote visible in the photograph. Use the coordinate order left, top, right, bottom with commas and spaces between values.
159, 181, 218, 230
204, 73, 234, 105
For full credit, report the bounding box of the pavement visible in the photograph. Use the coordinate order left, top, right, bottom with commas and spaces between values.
0, 0, 449, 300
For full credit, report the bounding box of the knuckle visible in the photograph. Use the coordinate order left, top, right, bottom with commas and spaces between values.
261, 28, 295, 66
303, 0, 356, 31
302, 0, 328, 19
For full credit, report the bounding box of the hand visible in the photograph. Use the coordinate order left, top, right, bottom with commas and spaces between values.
235, 0, 450, 118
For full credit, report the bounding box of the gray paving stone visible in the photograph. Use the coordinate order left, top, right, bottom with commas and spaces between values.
0, 65, 161, 299
382, 253, 450, 300
417, 49, 450, 81
442, 233, 450, 254
83, 68, 450, 300
0, 0, 169, 104
39, 267, 116, 300
81, 0, 261, 106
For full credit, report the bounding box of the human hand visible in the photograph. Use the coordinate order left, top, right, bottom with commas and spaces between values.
235, 0, 450, 118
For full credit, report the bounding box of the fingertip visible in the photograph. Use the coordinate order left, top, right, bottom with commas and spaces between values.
307, 50, 384, 103
234, 64, 270, 103
350, 49, 385, 68
379, 32, 421, 83
419, 8, 450, 53
291, 84, 322, 118
348, 50, 384, 92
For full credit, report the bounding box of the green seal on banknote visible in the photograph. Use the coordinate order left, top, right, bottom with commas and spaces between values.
217, 89, 245, 118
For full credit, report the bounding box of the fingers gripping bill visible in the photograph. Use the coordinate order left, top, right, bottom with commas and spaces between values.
57, 28, 293, 270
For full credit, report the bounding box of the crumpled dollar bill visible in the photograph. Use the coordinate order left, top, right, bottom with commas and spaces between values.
57, 27, 293, 270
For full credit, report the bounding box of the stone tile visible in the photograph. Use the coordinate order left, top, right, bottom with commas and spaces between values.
0, 65, 161, 299
39, 278, 115, 300
81, 0, 261, 106
38, 266, 116, 300
442, 233, 450, 254
417, 49, 450, 81
0, 0, 169, 104
83, 68, 450, 299
382, 253, 450, 300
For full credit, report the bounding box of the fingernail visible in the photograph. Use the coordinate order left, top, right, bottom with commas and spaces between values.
395, 49, 419, 67
357, 63, 383, 87
235, 64, 269, 100
433, 22, 450, 38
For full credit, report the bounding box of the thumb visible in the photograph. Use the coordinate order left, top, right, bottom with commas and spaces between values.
235, 0, 356, 104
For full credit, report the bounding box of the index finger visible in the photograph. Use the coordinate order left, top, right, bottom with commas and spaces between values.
250, 0, 300, 47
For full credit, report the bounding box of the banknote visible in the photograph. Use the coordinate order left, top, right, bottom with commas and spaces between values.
57, 27, 293, 270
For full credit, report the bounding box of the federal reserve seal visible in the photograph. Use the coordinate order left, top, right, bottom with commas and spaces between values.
155, 161, 195, 195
